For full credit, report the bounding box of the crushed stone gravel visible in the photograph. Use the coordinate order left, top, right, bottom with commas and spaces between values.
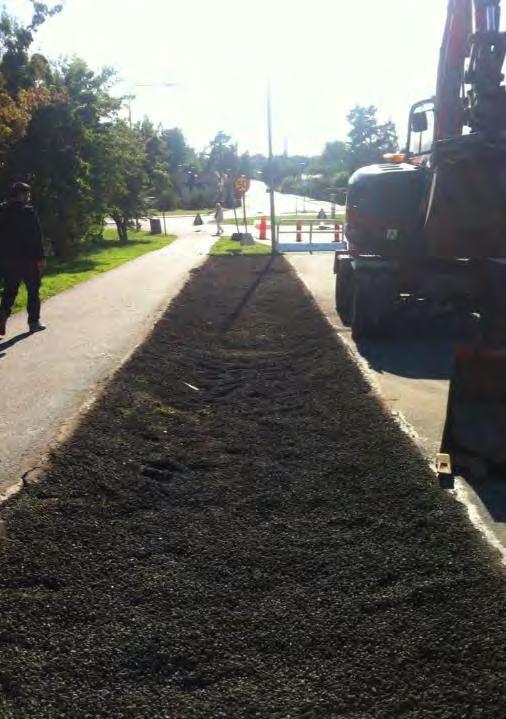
0, 256, 505, 718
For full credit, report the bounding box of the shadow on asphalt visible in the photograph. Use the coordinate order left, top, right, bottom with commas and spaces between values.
355, 337, 454, 380
0, 331, 31, 357
347, 307, 506, 528
350, 310, 476, 381
439, 471, 506, 525
467, 475, 506, 523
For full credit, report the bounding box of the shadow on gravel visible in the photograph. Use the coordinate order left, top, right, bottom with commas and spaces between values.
220, 255, 274, 332
0, 331, 31, 357
356, 336, 454, 380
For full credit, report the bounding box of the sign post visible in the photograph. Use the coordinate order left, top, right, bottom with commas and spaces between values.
329, 192, 336, 220
234, 175, 251, 234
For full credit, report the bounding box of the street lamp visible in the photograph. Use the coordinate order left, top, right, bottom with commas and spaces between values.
299, 162, 306, 214
124, 82, 178, 127
267, 81, 277, 254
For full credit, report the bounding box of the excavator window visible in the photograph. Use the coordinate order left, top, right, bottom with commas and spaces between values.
411, 112, 428, 133
407, 99, 435, 161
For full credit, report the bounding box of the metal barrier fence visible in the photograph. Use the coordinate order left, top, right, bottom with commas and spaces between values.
274, 219, 348, 254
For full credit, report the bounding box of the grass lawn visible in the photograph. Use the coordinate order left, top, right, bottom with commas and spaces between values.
223, 213, 345, 226
5, 228, 175, 315
210, 236, 271, 256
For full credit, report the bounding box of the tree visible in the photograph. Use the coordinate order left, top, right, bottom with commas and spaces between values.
0, 2, 62, 93
347, 105, 398, 172
238, 152, 254, 178
321, 140, 348, 174
0, 58, 121, 256
0, 3, 61, 159
207, 131, 238, 175
206, 131, 240, 206
99, 120, 148, 244
0, 5, 125, 257
160, 127, 190, 173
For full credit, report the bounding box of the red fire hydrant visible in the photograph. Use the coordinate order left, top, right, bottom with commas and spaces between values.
259, 216, 267, 240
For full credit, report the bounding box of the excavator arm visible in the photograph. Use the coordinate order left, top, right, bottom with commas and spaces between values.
466, 0, 506, 132
435, 0, 472, 141
435, 0, 506, 140
437, 0, 506, 478
426, 0, 506, 257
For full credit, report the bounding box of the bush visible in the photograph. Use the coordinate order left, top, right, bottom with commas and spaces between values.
184, 187, 216, 210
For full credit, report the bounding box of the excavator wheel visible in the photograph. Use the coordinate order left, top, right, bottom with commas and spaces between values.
335, 257, 354, 326
351, 270, 397, 340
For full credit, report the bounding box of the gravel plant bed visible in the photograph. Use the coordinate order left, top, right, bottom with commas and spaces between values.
0, 256, 505, 718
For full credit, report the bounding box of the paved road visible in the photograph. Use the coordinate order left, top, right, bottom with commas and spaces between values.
215, 180, 345, 252
0, 219, 214, 500
149, 181, 343, 238
243, 179, 343, 218
289, 252, 506, 560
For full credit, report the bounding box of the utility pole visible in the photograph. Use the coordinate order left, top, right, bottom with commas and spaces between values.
125, 95, 135, 128
125, 82, 177, 128
267, 82, 277, 255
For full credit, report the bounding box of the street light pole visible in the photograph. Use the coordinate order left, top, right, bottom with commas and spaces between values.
125, 82, 177, 127
299, 162, 306, 213
125, 94, 135, 128
267, 82, 277, 255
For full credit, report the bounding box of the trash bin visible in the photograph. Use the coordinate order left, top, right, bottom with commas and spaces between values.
149, 218, 162, 235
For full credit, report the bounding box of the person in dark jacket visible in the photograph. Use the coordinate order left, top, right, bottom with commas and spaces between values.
0, 182, 46, 336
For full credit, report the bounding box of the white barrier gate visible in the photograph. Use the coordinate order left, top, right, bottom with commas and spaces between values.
274, 219, 348, 254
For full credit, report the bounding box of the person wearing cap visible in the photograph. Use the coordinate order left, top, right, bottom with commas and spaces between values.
0, 182, 46, 336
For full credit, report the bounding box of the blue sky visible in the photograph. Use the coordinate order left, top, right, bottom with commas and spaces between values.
7, 0, 454, 154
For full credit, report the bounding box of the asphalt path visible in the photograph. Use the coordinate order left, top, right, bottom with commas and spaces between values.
0, 219, 214, 501
288, 252, 506, 560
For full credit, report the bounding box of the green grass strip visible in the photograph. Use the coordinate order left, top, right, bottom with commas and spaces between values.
210, 236, 271, 256
4, 228, 175, 314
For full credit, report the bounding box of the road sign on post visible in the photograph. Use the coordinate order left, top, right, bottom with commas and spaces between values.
234, 176, 250, 195
234, 176, 250, 232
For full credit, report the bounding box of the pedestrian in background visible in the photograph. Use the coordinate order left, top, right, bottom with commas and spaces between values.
0, 182, 46, 337
214, 202, 224, 237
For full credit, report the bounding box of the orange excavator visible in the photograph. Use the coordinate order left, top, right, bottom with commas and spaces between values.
335, 0, 506, 479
